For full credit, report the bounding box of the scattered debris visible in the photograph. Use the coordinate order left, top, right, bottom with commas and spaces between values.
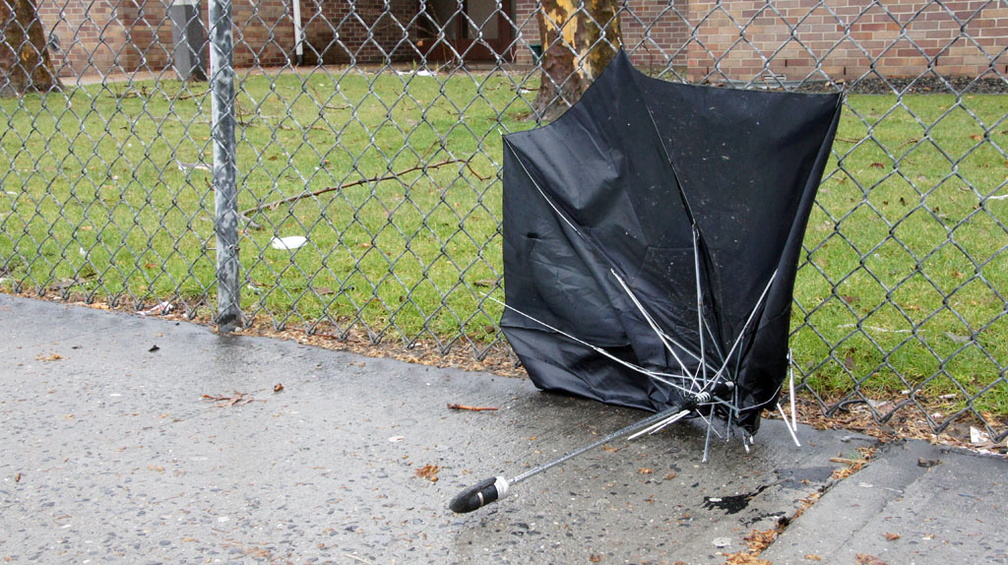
830, 447, 877, 480
723, 528, 777, 564
447, 403, 498, 412
176, 160, 211, 172
917, 457, 941, 468
202, 391, 256, 407
394, 69, 436, 77
36, 352, 62, 362
148, 344, 160, 353
884, 532, 901, 541
415, 464, 440, 482
273, 383, 284, 393
271, 235, 308, 250
139, 301, 174, 316
829, 456, 869, 466
970, 426, 989, 444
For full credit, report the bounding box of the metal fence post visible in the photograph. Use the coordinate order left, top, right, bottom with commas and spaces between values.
208, 0, 241, 333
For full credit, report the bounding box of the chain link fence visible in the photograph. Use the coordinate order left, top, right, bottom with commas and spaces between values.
2, 0, 1006, 442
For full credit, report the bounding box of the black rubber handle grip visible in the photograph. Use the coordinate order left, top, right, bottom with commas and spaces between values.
449, 476, 507, 513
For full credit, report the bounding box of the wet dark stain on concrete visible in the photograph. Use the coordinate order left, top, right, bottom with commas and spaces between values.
702, 483, 774, 514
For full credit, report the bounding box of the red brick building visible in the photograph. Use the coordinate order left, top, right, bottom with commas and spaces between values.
36, 0, 1006, 82
683, 0, 1008, 83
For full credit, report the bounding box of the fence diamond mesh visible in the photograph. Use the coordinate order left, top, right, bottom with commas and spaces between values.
1, 0, 1005, 443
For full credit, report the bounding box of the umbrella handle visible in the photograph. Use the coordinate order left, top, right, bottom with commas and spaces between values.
448, 476, 510, 513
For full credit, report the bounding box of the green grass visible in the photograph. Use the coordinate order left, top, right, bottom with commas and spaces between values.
795, 93, 1008, 414
0, 70, 537, 343
1, 74, 1006, 415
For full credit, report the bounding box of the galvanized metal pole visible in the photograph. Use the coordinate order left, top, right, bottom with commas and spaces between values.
208, 0, 241, 332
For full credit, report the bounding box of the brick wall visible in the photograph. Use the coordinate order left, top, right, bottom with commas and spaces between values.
37, 0, 146, 77
32, 0, 1008, 80
619, 1, 690, 72
686, 0, 1008, 83
298, 0, 417, 64
511, 0, 539, 65
234, 0, 296, 67
35, 0, 411, 78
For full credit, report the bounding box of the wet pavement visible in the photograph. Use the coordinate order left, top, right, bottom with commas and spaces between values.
1, 294, 1005, 564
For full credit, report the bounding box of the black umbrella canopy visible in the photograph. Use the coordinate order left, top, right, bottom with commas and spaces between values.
501, 51, 842, 433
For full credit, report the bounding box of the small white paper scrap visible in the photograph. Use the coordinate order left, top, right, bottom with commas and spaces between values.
271, 235, 307, 250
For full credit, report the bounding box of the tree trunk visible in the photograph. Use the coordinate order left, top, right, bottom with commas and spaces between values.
532, 0, 621, 122
0, 0, 61, 97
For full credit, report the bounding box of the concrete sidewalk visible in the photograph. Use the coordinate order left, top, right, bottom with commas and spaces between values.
1, 294, 1004, 564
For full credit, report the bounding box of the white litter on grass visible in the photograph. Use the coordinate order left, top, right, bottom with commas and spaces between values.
271, 235, 308, 250
139, 301, 174, 316
395, 69, 436, 77
970, 426, 990, 444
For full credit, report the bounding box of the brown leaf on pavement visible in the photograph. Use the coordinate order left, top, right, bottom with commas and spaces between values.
415, 464, 440, 482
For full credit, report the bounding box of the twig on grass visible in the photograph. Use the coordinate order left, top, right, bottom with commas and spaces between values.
239, 158, 480, 228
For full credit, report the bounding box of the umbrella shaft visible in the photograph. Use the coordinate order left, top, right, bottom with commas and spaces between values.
509, 404, 687, 486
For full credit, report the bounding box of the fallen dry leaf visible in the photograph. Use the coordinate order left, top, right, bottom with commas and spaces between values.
415, 464, 440, 482
744, 528, 779, 552
884, 532, 901, 541
36, 353, 62, 362
856, 554, 889, 565
273, 383, 284, 393
804, 555, 823, 561
638, 467, 653, 475
723, 553, 772, 565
